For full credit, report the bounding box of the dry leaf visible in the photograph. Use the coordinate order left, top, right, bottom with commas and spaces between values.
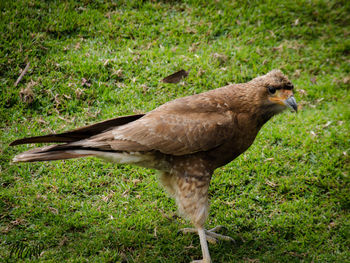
75, 88, 84, 99
74, 42, 81, 50
322, 121, 332, 128
133, 109, 144, 114
212, 53, 228, 63
343, 76, 350, 84
272, 44, 283, 52
102, 191, 115, 202
266, 180, 277, 187
224, 200, 235, 206
122, 189, 129, 197
186, 27, 197, 34
189, 42, 200, 52
145, 42, 154, 50
59, 236, 68, 247
132, 54, 141, 62
11, 218, 25, 226
37, 117, 48, 125
81, 78, 91, 87
19, 87, 34, 104
161, 69, 189, 83
54, 94, 61, 106
269, 30, 276, 37
197, 69, 205, 77
57, 116, 72, 123
293, 69, 301, 78
112, 69, 123, 78
116, 82, 125, 88
49, 207, 58, 214
103, 59, 110, 66
132, 178, 141, 184
141, 84, 150, 94
102, 195, 109, 202
328, 222, 336, 229
243, 258, 260, 263
297, 89, 307, 96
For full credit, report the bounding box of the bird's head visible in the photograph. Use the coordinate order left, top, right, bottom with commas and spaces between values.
251, 69, 298, 114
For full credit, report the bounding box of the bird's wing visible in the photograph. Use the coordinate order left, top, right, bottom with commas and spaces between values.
86, 93, 236, 156
108, 110, 235, 155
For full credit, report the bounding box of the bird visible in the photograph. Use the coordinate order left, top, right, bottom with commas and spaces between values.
10, 69, 297, 263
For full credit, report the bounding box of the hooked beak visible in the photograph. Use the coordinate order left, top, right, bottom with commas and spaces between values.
284, 96, 298, 112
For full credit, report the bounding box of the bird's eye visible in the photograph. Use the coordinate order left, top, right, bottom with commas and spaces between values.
268, 87, 276, 94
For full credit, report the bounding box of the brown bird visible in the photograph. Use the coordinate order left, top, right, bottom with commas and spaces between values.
10, 70, 297, 263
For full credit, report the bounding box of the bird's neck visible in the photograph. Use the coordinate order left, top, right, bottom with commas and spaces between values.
223, 85, 278, 128
255, 107, 277, 128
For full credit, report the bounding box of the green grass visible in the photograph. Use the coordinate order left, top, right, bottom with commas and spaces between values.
1, 0, 349, 262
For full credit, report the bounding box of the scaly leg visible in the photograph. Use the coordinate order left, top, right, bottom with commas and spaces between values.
191, 227, 211, 263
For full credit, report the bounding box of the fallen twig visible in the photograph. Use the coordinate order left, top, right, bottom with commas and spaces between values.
14, 62, 30, 87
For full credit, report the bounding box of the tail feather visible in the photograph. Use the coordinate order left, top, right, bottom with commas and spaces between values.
10, 114, 146, 163
12, 145, 94, 163
9, 114, 144, 146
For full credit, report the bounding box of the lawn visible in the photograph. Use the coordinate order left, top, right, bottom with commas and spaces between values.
0, 0, 349, 262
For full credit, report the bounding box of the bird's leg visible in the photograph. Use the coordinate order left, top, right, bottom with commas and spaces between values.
180, 225, 234, 244
192, 227, 211, 263
171, 172, 213, 263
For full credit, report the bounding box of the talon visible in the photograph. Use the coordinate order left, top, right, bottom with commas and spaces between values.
206, 235, 217, 244
206, 231, 235, 243
179, 226, 235, 244
208, 225, 225, 232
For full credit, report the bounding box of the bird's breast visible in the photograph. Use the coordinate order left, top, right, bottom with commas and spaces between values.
207, 114, 261, 168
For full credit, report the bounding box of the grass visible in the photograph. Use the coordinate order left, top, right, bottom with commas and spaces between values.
0, 0, 349, 262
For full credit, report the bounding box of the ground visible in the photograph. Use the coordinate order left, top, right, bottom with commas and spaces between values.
0, 0, 349, 262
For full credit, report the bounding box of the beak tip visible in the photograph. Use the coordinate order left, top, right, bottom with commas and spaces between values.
285, 96, 298, 113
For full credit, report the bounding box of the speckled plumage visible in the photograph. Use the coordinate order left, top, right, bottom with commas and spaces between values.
10, 70, 297, 263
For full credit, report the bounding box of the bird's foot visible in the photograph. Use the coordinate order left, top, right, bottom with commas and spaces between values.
179, 225, 234, 244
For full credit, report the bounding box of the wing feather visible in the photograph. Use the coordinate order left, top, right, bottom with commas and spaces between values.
9, 114, 144, 146
104, 96, 235, 155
